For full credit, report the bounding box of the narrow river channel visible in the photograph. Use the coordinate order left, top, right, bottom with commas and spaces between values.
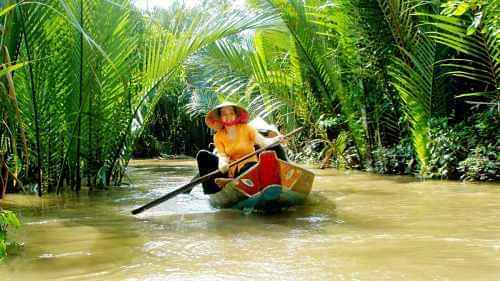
1, 159, 499, 281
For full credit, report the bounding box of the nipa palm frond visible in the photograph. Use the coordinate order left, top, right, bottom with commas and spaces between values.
425, 2, 499, 104
379, 0, 442, 172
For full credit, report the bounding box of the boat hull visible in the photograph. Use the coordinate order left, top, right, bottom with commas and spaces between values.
209, 151, 314, 213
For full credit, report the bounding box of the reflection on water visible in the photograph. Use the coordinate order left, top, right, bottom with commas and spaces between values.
1, 159, 500, 281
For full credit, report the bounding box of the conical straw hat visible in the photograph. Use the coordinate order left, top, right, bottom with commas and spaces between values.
205, 102, 249, 130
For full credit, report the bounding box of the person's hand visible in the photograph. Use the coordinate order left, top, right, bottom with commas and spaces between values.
219, 164, 229, 174
274, 135, 286, 144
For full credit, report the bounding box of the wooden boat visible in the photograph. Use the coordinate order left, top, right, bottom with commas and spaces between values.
209, 151, 315, 213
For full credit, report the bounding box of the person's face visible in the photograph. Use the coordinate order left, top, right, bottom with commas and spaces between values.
220, 106, 236, 123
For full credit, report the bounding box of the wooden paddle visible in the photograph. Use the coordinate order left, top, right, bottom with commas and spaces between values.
131, 127, 303, 215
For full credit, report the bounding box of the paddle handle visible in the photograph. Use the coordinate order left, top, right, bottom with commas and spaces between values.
131, 170, 220, 215
228, 126, 303, 168
131, 127, 303, 215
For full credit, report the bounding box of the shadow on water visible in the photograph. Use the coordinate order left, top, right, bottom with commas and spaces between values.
141, 191, 340, 239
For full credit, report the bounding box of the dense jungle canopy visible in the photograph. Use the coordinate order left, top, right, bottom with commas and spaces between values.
0, 0, 498, 200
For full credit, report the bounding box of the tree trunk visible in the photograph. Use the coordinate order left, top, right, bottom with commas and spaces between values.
0, 157, 8, 200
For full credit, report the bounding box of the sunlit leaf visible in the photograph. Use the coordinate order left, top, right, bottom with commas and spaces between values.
454, 2, 470, 16
466, 11, 483, 35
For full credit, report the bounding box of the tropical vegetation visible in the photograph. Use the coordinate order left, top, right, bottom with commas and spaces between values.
0, 209, 20, 260
0, 0, 498, 205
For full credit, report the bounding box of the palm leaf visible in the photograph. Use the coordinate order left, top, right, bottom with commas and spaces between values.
378, 0, 444, 172
424, 3, 499, 105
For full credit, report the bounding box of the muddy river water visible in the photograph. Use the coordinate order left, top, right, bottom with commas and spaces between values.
1, 159, 500, 280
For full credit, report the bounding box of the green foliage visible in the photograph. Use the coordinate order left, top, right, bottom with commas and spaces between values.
311, 130, 350, 169
457, 107, 499, 181
459, 144, 499, 181
440, 0, 493, 35
0, 209, 21, 261
1, 0, 499, 186
426, 118, 468, 179
379, 0, 446, 173
136, 86, 210, 157
426, 107, 499, 180
288, 141, 322, 165
2, 0, 278, 192
426, 0, 499, 103
372, 138, 417, 175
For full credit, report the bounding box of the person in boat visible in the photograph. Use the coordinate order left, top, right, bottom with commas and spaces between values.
249, 116, 289, 161
197, 102, 285, 194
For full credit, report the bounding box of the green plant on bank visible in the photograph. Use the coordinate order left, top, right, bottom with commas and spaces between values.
459, 144, 499, 181
314, 133, 347, 169
287, 142, 321, 166
426, 118, 469, 179
426, 107, 499, 180
372, 137, 417, 175
0, 209, 20, 261
307, 115, 350, 169
379, 0, 443, 174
